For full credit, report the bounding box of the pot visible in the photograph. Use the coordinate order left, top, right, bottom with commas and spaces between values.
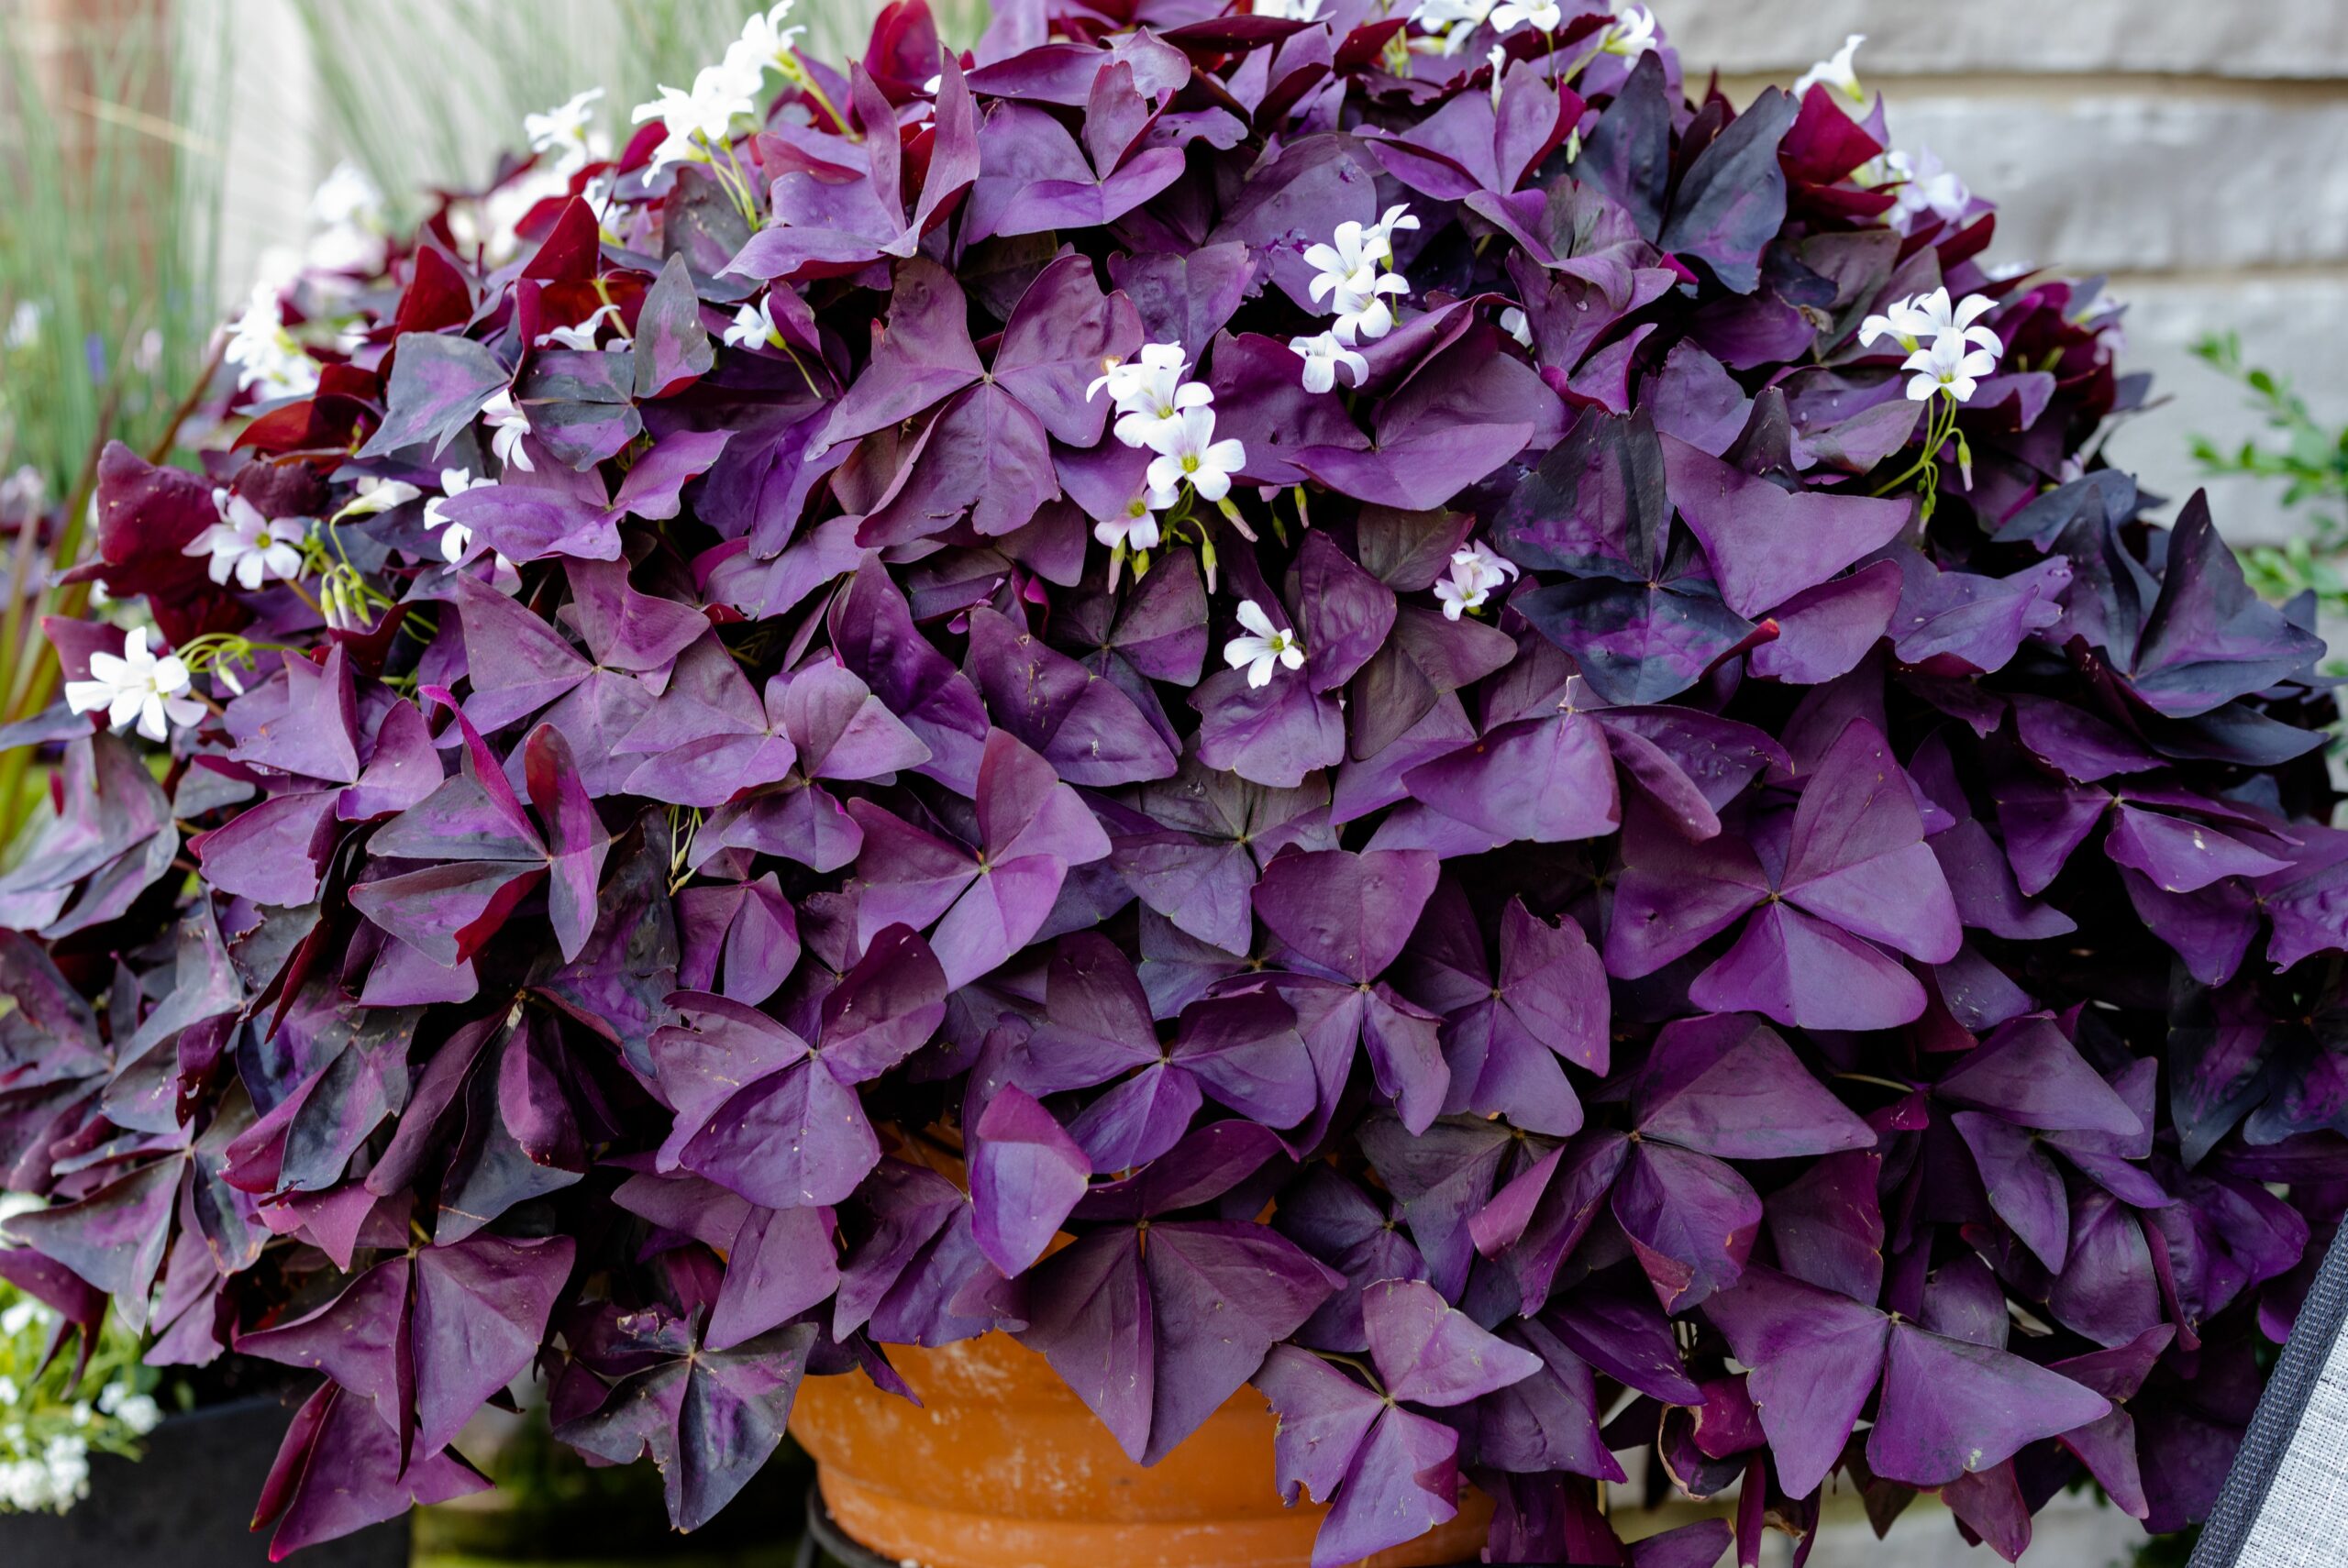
791, 1329, 1491, 1568
0, 1395, 408, 1567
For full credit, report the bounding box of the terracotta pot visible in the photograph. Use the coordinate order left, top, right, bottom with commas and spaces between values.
791, 1329, 1491, 1568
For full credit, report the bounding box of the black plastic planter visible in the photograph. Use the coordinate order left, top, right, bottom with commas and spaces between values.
0, 1396, 408, 1567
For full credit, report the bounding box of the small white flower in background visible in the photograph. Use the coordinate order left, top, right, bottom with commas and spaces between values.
1409, 0, 1496, 55
1902, 333, 1997, 403
1224, 600, 1306, 688
0, 465, 46, 520
1501, 306, 1534, 348
1879, 146, 1970, 232
1289, 331, 1369, 395
1144, 406, 1247, 506
725, 293, 785, 350
5, 300, 44, 351
222, 283, 319, 402
632, 63, 756, 173
1600, 4, 1658, 59
64, 627, 205, 744
1490, 0, 1560, 35
185, 492, 307, 591
426, 469, 491, 562
526, 87, 607, 177
336, 476, 422, 519
306, 160, 384, 230
480, 388, 536, 472
1434, 542, 1520, 619
1792, 33, 1867, 114
1093, 495, 1163, 555
1255, 0, 1324, 17
537, 303, 619, 350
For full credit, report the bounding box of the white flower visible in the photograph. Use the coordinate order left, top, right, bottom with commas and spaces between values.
732, 2, 808, 77
426, 468, 490, 561
632, 64, 756, 173
1363, 204, 1420, 265
4, 300, 41, 350
1144, 405, 1247, 506
725, 293, 785, 350
1501, 306, 1533, 348
1600, 5, 1658, 58
1857, 293, 1929, 351
336, 476, 421, 518
222, 283, 319, 402
1887, 287, 2002, 358
1091, 344, 1213, 450
1434, 541, 1520, 619
1490, 0, 1560, 34
1255, 0, 1325, 17
1304, 221, 1380, 287
1409, 0, 1496, 54
307, 160, 383, 229
1093, 494, 1163, 554
184, 492, 307, 591
1329, 262, 1409, 346
64, 627, 205, 744
480, 388, 536, 472
537, 303, 619, 350
1223, 599, 1306, 688
1289, 331, 1368, 395
526, 87, 607, 178
1902, 334, 1997, 403
1792, 33, 1866, 114
1881, 146, 1970, 232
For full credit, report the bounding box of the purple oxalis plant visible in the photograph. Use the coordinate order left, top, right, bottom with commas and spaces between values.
2, 1, 2343, 1564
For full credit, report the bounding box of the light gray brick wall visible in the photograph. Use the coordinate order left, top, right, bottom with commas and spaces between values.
1680, 0, 2348, 546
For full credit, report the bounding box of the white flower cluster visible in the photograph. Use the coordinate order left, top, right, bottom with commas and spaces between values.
1085, 344, 1247, 560
1860, 287, 2005, 404
1301, 204, 1417, 348
63, 627, 203, 745
632, 2, 805, 173
305, 160, 390, 276
221, 283, 319, 403
0, 1430, 89, 1514
3, 1202, 162, 1517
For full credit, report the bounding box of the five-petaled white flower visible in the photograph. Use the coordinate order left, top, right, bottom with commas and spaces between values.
1864, 286, 2001, 359
1289, 331, 1369, 395
337, 476, 421, 518
1792, 33, 1866, 114
725, 293, 786, 350
65, 627, 204, 744
480, 388, 536, 472
526, 88, 606, 177
1600, 4, 1658, 58
1434, 542, 1521, 619
537, 303, 619, 350
1490, 0, 1560, 34
426, 469, 491, 562
1328, 263, 1410, 346
186, 491, 307, 591
1144, 405, 1247, 506
1902, 334, 1997, 403
1092, 343, 1213, 449
1224, 600, 1306, 689
1363, 204, 1420, 265
632, 64, 755, 173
